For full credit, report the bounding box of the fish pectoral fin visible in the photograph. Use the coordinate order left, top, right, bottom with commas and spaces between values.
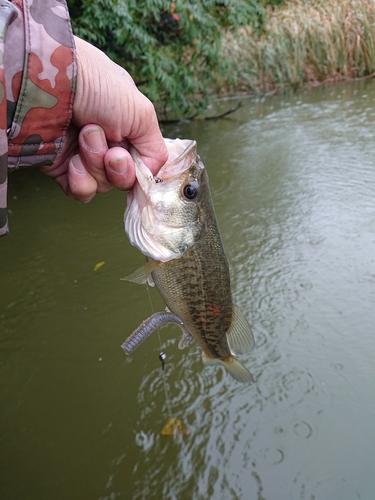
120, 259, 160, 285
226, 304, 255, 355
202, 352, 255, 383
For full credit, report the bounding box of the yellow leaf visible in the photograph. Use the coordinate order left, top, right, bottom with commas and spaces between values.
161, 418, 189, 437
93, 261, 105, 271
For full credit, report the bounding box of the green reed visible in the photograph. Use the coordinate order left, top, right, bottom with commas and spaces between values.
222, 0, 375, 95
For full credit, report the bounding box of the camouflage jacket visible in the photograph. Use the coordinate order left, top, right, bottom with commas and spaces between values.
0, 0, 76, 236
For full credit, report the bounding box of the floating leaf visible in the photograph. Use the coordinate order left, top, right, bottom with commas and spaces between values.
93, 261, 105, 271
161, 418, 189, 437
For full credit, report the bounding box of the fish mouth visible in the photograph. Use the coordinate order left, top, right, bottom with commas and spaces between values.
131, 139, 198, 187
157, 139, 198, 180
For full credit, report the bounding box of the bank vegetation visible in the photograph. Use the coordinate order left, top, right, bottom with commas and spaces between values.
69, 0, 375, 118
222, 0, 375, 97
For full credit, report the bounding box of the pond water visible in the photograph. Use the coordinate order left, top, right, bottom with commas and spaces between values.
1, 80, 375, 500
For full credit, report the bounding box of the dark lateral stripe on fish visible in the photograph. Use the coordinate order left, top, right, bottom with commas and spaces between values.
121, 312, 185, 354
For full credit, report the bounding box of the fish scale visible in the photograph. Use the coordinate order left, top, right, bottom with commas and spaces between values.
151, 237, 233, 361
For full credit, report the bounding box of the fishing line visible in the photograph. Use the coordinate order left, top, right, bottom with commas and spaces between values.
145, 283, 174, 419
145, 285, 201, 495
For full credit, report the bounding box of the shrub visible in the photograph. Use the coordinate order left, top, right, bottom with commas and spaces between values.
68, 0, 265, 117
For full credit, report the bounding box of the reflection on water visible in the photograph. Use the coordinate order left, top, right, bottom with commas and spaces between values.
1, 81, 375, 500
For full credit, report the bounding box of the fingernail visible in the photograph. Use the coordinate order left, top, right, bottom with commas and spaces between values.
83, 127, 105, 153
107, 158, 128, 176
71, 154, 87, 174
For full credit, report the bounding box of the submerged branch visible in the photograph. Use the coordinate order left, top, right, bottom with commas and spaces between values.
159, 113, 198, 124
205, 101, 243, 120
159, 102, 243, 124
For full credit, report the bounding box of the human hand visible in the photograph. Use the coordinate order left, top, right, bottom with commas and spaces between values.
41, 36, 168, 202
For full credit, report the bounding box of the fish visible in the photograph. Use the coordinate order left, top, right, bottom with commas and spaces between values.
122, 138, 255, 383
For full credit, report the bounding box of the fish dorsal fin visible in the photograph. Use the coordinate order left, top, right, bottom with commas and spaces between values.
226, 305, 255, 355
120, 259, 160, 285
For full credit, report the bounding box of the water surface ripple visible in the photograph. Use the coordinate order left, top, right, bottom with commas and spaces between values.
1, 81, 374, 500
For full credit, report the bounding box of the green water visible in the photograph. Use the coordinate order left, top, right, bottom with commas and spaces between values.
1, 81, 375, 500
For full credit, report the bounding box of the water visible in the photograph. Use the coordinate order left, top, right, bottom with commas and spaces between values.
1, 81, 375, 500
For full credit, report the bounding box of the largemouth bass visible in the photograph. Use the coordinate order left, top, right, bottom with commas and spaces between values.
122, 138, 255, 383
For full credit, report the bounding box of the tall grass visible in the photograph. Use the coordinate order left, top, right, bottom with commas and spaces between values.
222, 0, 375, 95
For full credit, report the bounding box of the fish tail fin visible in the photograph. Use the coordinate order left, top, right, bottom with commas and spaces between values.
202, 352, 255, 383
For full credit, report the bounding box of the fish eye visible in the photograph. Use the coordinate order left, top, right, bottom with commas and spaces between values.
183, 184, 198, 200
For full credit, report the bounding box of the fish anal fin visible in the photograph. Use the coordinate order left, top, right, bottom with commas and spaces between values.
226, 304, 255, 355
120, 259, 160, 285
202, 352, 255, 383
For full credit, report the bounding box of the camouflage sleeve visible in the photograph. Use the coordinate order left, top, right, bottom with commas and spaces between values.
0, 0, 76, 236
